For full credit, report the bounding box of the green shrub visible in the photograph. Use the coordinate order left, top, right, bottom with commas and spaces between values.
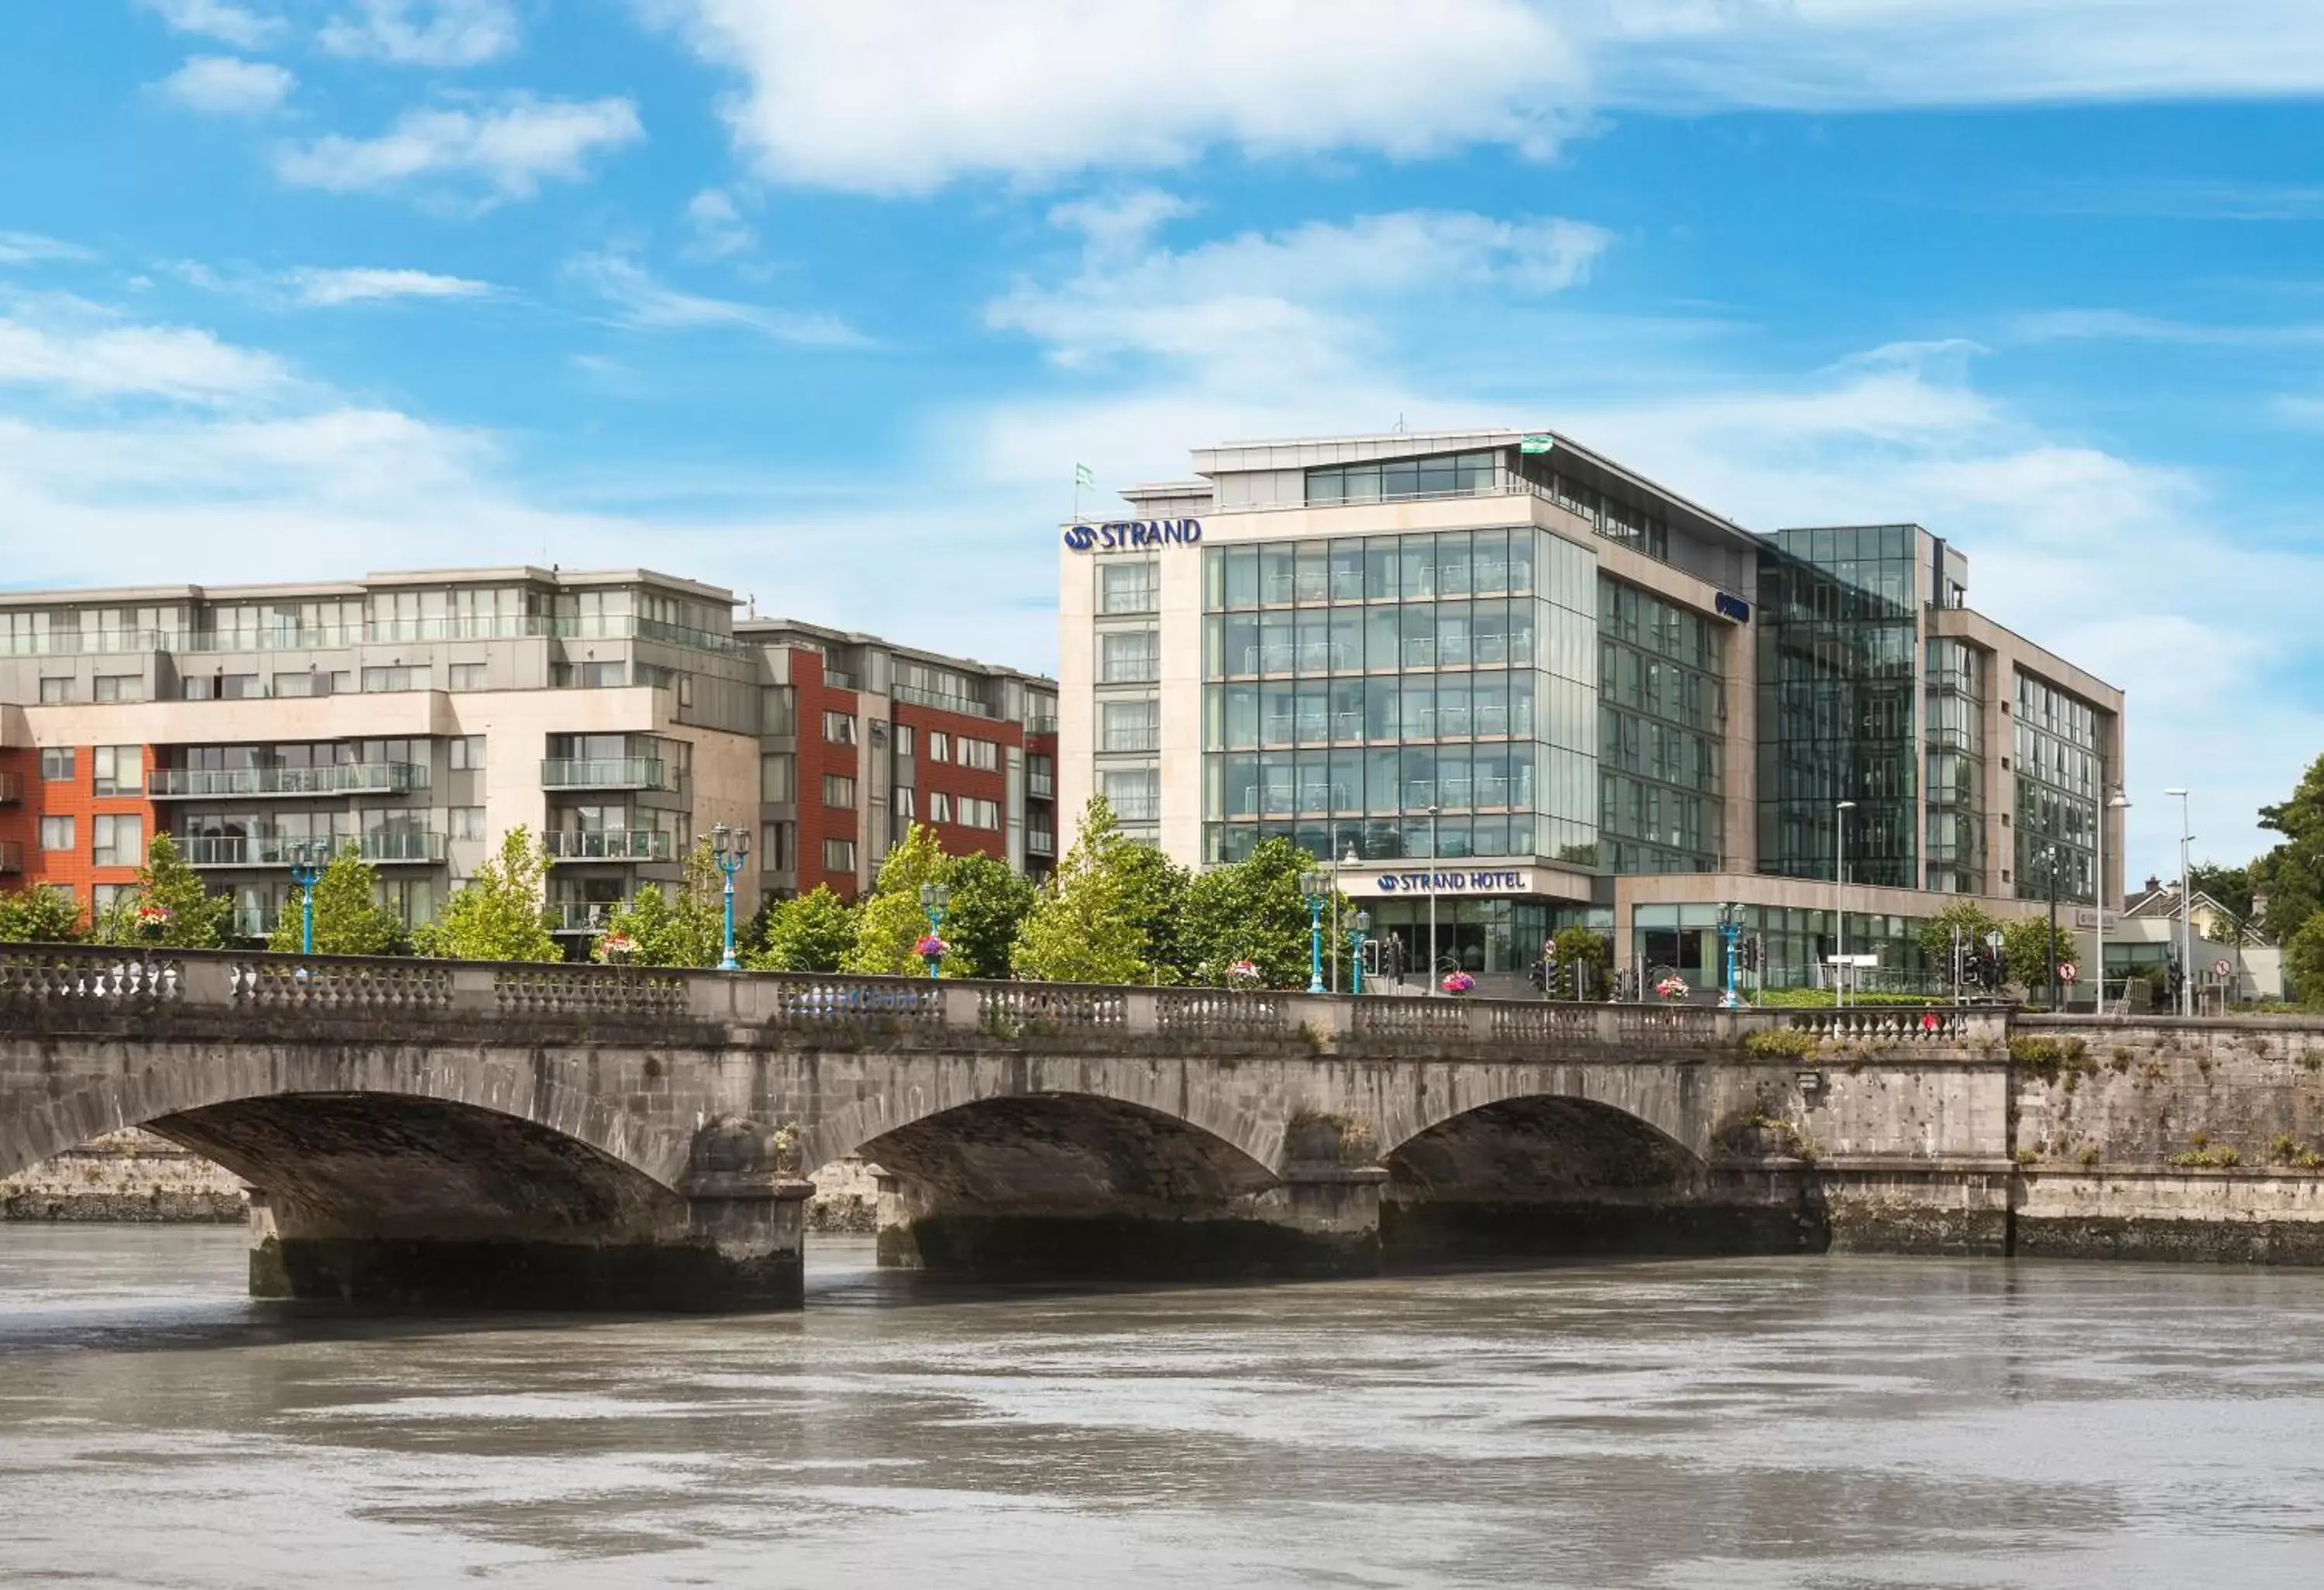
2008, 1034, 2093, 1083
1742, 1027, 1821, 1059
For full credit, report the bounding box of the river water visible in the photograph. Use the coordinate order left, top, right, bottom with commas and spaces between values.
4, 1228, 2324, 1588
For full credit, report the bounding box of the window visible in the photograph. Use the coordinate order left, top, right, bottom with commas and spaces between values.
576, 661, 625, 689
448, 663, 488, 692
894, 724, 915, 757
822, 837, 857, 873
1099, 629, 1160, 683
763, 821, 794, 871
1100, 560, 1160, 614
1102, 768, 1160, 822
957, 738, 999, 772
761, 686, 796, 736
92, 745, 140, 796
270, 672, 315, 699
928, 731, 950, 762
823, 774, 858, 809
447, 735, 487, 771
362, 665, 431, 693
1100, 699, 1159, 752
449, 807, 486, 841
40, 816, 74, 852
823, 710, 857, 744
957, 796, 1000, 830
221, 673, 262, 699
93, 814, 142, 866
893, 786, 916, 820
928, 791, 952, 823
760, 752, 796, 803
92, 883, 132, 917
38, 677, 71, 704
40, 747, 74, 782
634, 662, 677, 690
94, 674, 145, 703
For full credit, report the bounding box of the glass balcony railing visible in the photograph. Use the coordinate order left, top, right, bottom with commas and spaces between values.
12, 611, 744, 659
1027, 828, 1056, 855
147, 762, 429, 799
1027, 773, 1055, 799
180, 831, 445, 867
891, 683, 992, 718
539, 758, 674, 791
542, 829, 676, 862
0, 629, 168, 657
551, 901, 616, 933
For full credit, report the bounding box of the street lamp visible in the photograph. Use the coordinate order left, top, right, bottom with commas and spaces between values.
1335, 844, 1359, 993
2097, 789, 2130, 1012
710, 824, 750, 971
1834, 800, 1857, 1008
1350, 910, 1370, 996
1716, 902, 1745, 1010
2041, 840, 2063, 1012
917, 882, 951, 979
287, 841, 325, 955
2165, 787, 2192, 1017
1426, 804, 1442, 993
1300, 868, 1330, 994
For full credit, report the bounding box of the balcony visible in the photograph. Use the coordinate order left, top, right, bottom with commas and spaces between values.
542, 829, 676, 862
1027, 827, 1055, 856
551, 900, 615, 934
147, 762, 430, 799
0, 629, 166, 657
0, 772, 19, 805
539, 758, 674, 792
0, 840, 21, 874
892, 683, 993, 718
1028, 772, 1055, 800
180, 831, 447, 867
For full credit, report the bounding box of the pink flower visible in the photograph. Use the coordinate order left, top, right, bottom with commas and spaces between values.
1442, 970, 1476, 994
916, 934, 948, 958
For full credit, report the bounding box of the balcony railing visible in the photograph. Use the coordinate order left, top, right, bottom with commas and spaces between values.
180, 831, 446, 867
0, 840, 21, 874
0, 629, 167, 657
147, 762, 429, 799
539, 758, 674, 792
1028, 773, 1055, 799
891, 683, 993, 718
542, 829, 676, 862
1027, 828, 1056, 855
0, 772, 19, 805
551, 901, 616, 933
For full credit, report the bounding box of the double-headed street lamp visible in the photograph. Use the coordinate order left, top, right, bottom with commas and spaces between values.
1300, 867, 1330, 994
287, 841, 325, 955
710, 824, 751, 971
2165, 786, 2193, 1017
1716, 901, 1745, 1010
1834, 799, 1856, 1008
1349, 909, 1370, 996
918, 882, 952, 979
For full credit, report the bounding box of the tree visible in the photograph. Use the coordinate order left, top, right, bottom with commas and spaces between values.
2286, 914, 2324, 1009
2002, 914, 2073, 998
265, 848, 407, 957
2189, 862, 2255, 937
746, 886, 858, 972
1915, 899, 2004, 970
1012, 796, 1157, 984
0, 884, 83, 943
1113, 841, 1193, 983
940, 853, 1037, 979
1181, 838, 1336, 987
844, 824, 954, 976
2252, 753, 2324, 942
93, 833, 230, 948
595, 838, 726, 966
413, 827, 559, 962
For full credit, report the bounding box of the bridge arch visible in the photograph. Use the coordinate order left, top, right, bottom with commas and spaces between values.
1373, 1061, 1721, 1166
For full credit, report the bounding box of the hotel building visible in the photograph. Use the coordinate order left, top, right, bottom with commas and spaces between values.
1058, 429, 2125, 993
0, 570, 1055, 949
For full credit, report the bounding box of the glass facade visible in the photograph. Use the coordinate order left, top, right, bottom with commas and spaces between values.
2013, 670, 2100, 904
1201, 528, 1596, 866
1923, 637, 1984, 893
1598, 580, 1724, 873
1632, 902, 1945, 993
1755, 526, 1921, 890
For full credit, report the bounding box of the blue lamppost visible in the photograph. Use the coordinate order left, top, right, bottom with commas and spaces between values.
918, 881, 951, 979
711, 824, 750, 971
1349, 910, 1370, 996
287, 841, 325, 955
1717, 901, 1745, 1010
1300, 867, 1329, 994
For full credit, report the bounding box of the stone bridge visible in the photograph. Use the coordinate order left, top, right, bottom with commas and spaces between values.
0, 945, 2017, 1310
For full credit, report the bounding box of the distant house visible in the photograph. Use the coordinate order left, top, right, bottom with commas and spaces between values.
2121, 878, 2270, 946
2113, 877, 2282, 1005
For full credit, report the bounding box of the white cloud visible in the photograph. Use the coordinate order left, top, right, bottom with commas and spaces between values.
654, 0, 1584, 194
275, 97, 644, 205
0, 233, 95, 268
681, 189, 754, 261
0, 301, 290, 406
156, 54, 295, 115
280, 267, 494, 305
319, 0, 520, 68
567, 252, 861, 346
140, 0, 285, 51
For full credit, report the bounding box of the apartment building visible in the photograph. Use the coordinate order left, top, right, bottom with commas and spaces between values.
0, 570, 1054, 952
1058, 428, 2126, 993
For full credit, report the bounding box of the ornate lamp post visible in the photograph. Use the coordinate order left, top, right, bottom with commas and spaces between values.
1300, 867, 1329, 994
1834, 798, 1857, 1007
287, 841, 325, 955
710, 824, 750, 971
1716, 901, 1745, 1010
918, 882, 951, 979
1349, 910, 1370, 996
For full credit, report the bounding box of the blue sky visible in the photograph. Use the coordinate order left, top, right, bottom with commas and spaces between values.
4, 2, 2323, 879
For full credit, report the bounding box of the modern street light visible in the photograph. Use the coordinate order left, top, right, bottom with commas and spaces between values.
917, 881, 951, 980
1350, 909, 1370, 996
710, 824, 750, 972
1426, 804, 1442, 993
1335, 844, 1360, 993
287, 841, 325, 955
2165, 787, 2193, 1017
2041, 839, 2063, 1012
1300, 868, 1330, 994
1834, 799, 1857, 1008
2097, 789, 2130, 1012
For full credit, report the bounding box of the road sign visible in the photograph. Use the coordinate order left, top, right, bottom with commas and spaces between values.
2058, 962, 2078, 983
2213, 958, 2233, 979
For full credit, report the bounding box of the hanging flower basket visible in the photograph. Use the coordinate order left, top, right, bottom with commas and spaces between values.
1654, 974, 1690, 1002
1226, 959, 1262, 990
134, 902, 172, 942
596, 930, 637, 964
915, 933, 948, 961
1441, 969, 1477, 996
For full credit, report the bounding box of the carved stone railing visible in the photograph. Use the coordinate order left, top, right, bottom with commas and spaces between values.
229, 958, 455, 1010
1789, 1008, 1975, 1044
1353, 998, 1475, 1042
493, 964, 689, 1018
1155, 989, 1291, 1037
754, 976, 946, 1027
1489, 1002, 1600, 1043
977, 983, 1126, 1034
0, 945, 184, 1004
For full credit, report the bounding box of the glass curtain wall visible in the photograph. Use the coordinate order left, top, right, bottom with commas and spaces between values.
1202, 528, 1597, 867
1924, 638, 1985, 893
1756, 526, 1921, 890
1598, 579, 1724, 872
2013, 671, 2100, 905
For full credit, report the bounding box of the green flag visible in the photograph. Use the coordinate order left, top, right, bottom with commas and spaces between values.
1074, 463, 1095, 488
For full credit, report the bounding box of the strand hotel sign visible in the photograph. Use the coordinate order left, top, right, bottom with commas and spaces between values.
1361, 867, 1534, 897
1062, 518, 1202, 552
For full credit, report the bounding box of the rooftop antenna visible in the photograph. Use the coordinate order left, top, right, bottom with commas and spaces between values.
1394, 413, 1407, 433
